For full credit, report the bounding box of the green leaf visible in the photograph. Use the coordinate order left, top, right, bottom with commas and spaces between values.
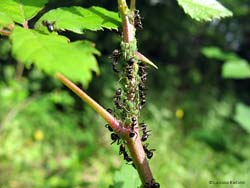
113, 164, 140, 188
10, 26, 100, 87
35, 6, 121, 34
222, 60, 250, 79
0, 12, 14, 30
0, 0, 48, 24
234, 103, 250, 133
177, 0, 233, 21
202, 46, 239, 61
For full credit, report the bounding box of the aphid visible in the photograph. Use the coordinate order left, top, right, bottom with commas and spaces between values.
42, 20, 56, 32
111, 49, 120, 73
111, 133, 121, 144
134, 10, 143, 30
143, 144, 155, 159
105, 124, 113, 132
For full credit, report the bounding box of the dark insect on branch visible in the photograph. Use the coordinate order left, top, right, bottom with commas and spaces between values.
134, 10, 143, 30
42, 20, 56, 32
111, 49, 120, 73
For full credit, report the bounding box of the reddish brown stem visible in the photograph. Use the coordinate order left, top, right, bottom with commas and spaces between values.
55, 73, 129, 136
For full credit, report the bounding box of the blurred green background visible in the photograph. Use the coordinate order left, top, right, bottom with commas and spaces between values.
0, 0, 250, 188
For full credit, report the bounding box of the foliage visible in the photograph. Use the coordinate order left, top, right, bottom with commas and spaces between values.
202, 46, 250, 79
1, 0, 250, 187
0, 1, 120, 87
177, 0, 233, 21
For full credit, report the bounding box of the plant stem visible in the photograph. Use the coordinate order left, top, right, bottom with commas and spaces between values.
55, 73, 129, 136
130, 0, 136, 12
117, 0, 154, 186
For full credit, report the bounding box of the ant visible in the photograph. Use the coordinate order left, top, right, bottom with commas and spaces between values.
114, 88, 123, 109
42, 20, 56, 32
143, 143, 155, 159
134, 10, 143, 30
111, 133, 121, 145
139, 82, 146, 91
143, 180, 160, 188
139, 90, 146, 109
119, 144, 133, 163
126, 65, 133, 80
119, 144, 126, 155
111, 49, 120, 73
128, 57, 136, 66
105, 124, 113, 132
123, 151, 133, 162
140, 123, 151, 142
129, 116, 138, 138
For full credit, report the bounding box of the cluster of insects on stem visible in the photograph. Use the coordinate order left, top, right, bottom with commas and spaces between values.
105, 8, 160, 188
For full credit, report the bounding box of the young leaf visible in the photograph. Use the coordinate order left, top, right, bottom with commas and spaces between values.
10, 26, 100, 87
222, 60, 250, 79
177, 0, 233, 21
0, 0, 48, 24
35, 6, 121, 34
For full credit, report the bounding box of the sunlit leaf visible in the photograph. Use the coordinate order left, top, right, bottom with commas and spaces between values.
10, 26, 100, 87
234, 103, 250, 133
35, 6, 121, 34
222, 60, 250, 79
177, 0, 233, 21
202, 46, 238, 61
0, 0, 48, 24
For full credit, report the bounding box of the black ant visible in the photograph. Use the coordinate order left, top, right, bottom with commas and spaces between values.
123, 151, 133, 162
129, 116, 138, 138
128, 57, 136, 66
140, 123, 151, 142
119, 144, 133, 163
126, 65, 133, 80
139, 82, 146, 91
105, 124, 113, 132
114, 88, 123, 109
139, 90, 146, 109
42, 20, 56, 32
119, 144, 126, 155
111, 49, 120, 73
143, 180, 160, 188
143, 143, 155, 159
134, 10, 143, 30
111, 133, 121, 145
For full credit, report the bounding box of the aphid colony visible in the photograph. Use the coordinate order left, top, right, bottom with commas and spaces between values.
106, 9, 159, 188
107, 47, 155, 164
